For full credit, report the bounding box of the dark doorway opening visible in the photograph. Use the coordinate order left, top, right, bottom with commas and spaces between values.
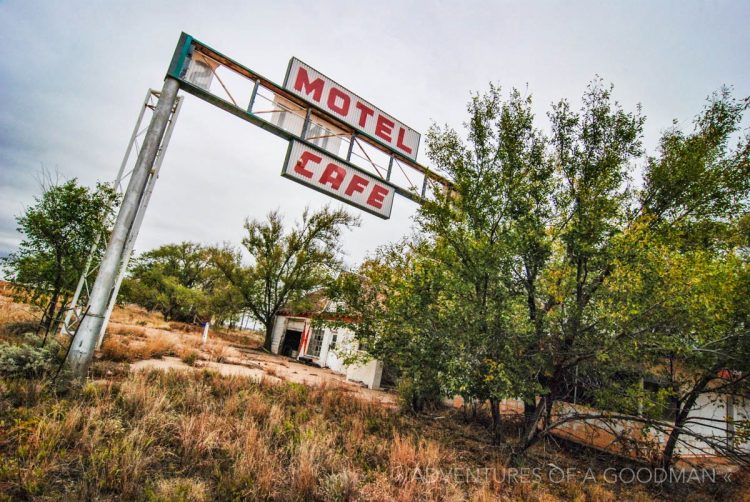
281, 329, 302, 357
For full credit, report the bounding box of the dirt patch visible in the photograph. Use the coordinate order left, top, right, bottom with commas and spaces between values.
132, 352, 397, 407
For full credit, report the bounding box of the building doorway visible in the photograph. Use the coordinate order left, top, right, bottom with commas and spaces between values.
281, 329, 302, 357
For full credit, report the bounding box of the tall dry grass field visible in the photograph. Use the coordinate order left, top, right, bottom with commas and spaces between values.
2, 369, 743, 501
2, 371, 450, 501
1, 288, 747, 501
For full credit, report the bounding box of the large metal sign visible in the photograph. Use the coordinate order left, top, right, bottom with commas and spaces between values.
66, 33, 454, 377
165, 34, 449, 209
283, 140, 396, 218
284, 58, 421, 161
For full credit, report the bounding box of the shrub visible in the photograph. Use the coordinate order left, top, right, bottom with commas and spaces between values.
180, 349, 199, 366
0, 335, 63, 378
0, 320, 40, 340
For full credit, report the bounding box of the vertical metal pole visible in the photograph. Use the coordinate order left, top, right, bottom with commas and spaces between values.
386, 156, 394, 181
95, 95, 183, 349
421, 176, 428, 199
67, 77, 180, 378
346, 133, 356, 161
247, 80, 259, 113
300, 108, 312, 139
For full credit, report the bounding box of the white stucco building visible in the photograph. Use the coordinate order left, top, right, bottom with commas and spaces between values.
269, 312, 383, 390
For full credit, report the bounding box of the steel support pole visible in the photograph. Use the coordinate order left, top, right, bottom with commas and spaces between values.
67, 77, 180, 378
95, 94, 183, 349
300, 108, 312, 139
59, 89, 154, 336
346, 133, 356, 161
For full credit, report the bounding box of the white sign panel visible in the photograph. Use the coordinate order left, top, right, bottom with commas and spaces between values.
282, 140, 396, 219
284, 58, 421, 162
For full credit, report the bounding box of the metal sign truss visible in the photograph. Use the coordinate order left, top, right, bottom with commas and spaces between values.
168, 33, 452, 204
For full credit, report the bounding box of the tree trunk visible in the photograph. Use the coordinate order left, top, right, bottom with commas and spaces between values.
412, 395, 421, 413
521, 394, 551, 452
44, 294, 68, 346
523, 397, 537, 429
661, 390, 702, 469
262, 320, 274, 352
490, 398, 502, 444
510, 394, 550, 466
41, 286, 61, 344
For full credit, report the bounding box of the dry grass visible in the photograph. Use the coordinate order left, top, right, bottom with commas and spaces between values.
1, 290, 747, 500
201, 340, 228, 363
100, 335, 176, 363
212, 327, 264, 348
179, 347, 200, 366
98, 312, 236, 370
100, 336, 134, 362
107, 323, 149, 339
168, 321, 200, 333
1, 368, 747, 501
0, 292, 41, 342
109, 302, 169, 329
0, 371, 397, 500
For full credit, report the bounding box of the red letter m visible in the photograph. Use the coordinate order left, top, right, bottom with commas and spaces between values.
293, 67, 324, 103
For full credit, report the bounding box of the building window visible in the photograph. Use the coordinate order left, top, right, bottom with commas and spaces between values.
329, 333, 338, 351
308, 327, 325, 357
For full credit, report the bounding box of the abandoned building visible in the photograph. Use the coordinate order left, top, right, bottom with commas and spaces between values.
269, 305, 384, 390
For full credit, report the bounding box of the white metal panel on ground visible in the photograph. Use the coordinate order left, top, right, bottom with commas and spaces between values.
346, 357, 384, 390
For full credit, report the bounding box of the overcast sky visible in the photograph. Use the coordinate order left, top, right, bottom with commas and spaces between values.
1, 0, 748, 267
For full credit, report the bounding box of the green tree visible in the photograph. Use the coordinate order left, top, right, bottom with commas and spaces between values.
1, 177, 118, 337
212, 206, 359, 351
516, 81, 645, 450
501, 86, 749, 463
330, 239, 450, 412
624, 89, 750, 467
419, 86, 553, 436
334, 87, 553, 436
121, 242, 241, 324
336, 84, 749, 466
